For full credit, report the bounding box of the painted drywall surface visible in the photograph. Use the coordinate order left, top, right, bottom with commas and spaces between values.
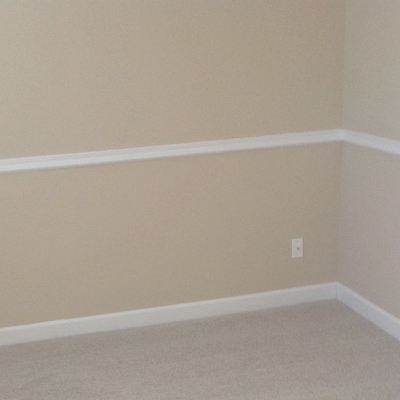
1, 0, 344, 158
341, 0, 400, 319
0, 143, 341, 327
338, 144, 400, 319
343, 0, 400, 140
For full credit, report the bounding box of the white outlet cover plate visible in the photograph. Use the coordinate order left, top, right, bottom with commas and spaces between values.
292, 238, 303, 258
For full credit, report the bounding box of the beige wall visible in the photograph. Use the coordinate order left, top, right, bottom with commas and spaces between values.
343, 0, 400, 140
1, 0, 344, 158
4, 0, 400, 329
0, 145, 341, 327
338, 145, 400, 318
338, 0, 400, 319
4, 0, 400, 326
0, 0, 346, 328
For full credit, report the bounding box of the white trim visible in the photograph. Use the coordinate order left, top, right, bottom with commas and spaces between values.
1, 283, 400, 346
0, 130, 340, 173
0, 283, 336, 346
2, 129, 400, 174
336, 283, 400, 342
342, 130, 400, 156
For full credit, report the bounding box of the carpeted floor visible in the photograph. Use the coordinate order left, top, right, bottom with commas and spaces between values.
1, 300, 400, 399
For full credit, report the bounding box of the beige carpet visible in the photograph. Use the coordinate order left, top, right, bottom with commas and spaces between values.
1, 300, 400, 399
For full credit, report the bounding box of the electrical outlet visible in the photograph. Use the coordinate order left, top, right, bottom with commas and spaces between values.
292, 238, 303, 258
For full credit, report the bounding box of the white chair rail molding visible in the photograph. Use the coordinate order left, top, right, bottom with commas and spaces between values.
1, 129, 400, 174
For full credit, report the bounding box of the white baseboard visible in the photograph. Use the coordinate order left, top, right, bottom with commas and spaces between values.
1, 282, 399, 347
0, 283, 336, 347
336, 283, 400, 342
